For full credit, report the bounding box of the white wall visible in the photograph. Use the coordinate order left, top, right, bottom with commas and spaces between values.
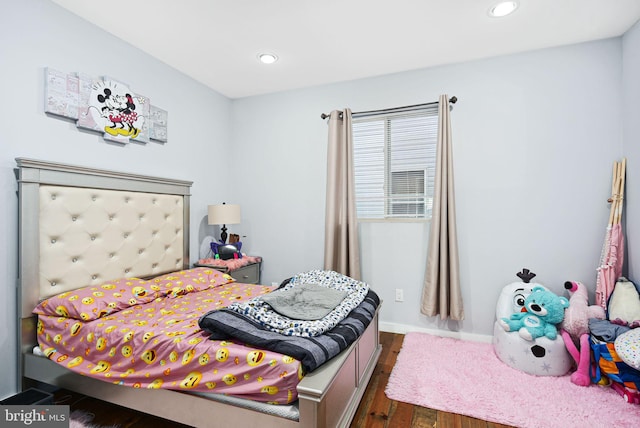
622, 20, 640, 279
232, 39, 624, 338
0, 0, 234, 398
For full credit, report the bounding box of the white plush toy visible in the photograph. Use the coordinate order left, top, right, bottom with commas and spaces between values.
608, 277, 640, 328
492, 268, 571, 376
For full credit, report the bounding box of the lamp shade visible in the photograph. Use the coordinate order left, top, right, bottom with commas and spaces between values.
208, 204, 241, 225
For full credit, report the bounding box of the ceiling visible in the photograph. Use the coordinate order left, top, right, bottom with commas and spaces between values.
51, 0, 640, 99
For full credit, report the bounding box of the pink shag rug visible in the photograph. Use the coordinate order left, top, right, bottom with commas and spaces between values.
385, 332, 640, 428
70, 410, 119, 428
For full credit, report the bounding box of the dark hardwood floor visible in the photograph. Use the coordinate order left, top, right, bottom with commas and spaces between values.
52, 332, 514, 428
349, 332, 513, 428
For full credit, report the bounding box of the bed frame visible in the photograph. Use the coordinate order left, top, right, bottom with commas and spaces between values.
16, 158, 381, 428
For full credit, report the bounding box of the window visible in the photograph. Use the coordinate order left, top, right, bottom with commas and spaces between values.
352, 106, 438, 219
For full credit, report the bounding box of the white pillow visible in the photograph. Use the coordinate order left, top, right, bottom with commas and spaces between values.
614, 328, 640, 370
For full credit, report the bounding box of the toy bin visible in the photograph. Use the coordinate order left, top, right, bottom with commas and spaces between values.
590, 335, 640, 404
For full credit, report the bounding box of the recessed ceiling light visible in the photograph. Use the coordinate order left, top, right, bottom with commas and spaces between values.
488, 1, 518, 17
258, 53, 278, 64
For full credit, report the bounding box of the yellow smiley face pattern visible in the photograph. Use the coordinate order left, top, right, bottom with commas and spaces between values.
36, 270, 301, 404
34, 268, 236, 322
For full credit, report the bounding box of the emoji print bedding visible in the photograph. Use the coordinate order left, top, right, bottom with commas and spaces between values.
34, 268, 301, 404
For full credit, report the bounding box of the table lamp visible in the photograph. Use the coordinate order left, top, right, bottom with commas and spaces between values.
208, 203, 241, 243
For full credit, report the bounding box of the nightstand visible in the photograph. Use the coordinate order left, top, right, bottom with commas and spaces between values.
228, 261, 261, 284
195, 257, 262, 284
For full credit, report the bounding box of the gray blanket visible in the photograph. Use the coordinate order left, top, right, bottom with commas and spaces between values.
260, 283, 348, 320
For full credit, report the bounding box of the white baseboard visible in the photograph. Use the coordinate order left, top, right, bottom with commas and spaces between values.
379, 321, 493, 343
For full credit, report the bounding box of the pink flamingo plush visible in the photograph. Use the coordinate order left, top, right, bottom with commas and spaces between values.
559, 281, 606, 386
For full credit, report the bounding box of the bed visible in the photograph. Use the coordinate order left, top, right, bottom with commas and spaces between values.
16, 158, 382, 428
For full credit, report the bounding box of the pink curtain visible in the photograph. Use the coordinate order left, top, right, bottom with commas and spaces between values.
420, 95, 464, 320
323, 109, 361, 280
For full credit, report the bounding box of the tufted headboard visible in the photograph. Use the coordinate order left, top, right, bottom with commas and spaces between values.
16, 158, 192, 357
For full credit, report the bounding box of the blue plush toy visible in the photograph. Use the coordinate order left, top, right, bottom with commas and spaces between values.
499, 286, 569, 341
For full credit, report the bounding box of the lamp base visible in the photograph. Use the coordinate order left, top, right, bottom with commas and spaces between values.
220, 224, 228, 244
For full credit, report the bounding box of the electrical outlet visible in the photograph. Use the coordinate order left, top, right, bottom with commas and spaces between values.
395, 289, 404, 302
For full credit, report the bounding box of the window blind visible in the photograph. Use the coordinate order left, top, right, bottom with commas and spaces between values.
353, 107, 438, 219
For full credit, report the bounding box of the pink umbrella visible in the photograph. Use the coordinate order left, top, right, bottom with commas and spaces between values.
596, 159, 626, 310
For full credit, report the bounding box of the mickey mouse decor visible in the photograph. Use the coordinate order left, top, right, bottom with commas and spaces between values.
93, 84, 143, 139
44, 67, 168, 144
89, 80, 145, 142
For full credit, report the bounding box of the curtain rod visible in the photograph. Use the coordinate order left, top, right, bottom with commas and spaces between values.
320, 96, 457, 120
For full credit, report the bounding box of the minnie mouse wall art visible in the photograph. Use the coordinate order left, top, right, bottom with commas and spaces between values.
89, 80, 145, 143
44, 68, 167, 144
